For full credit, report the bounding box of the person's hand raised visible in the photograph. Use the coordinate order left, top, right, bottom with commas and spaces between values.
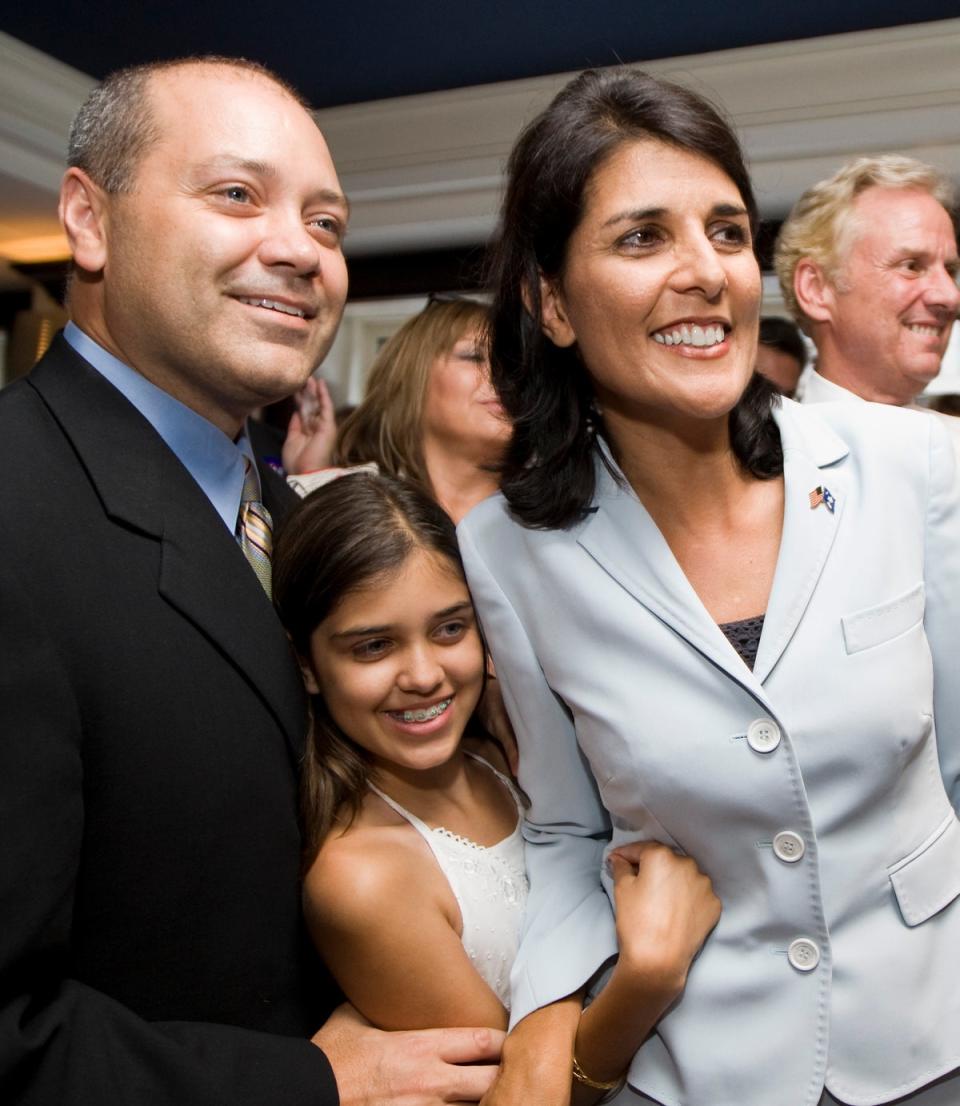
283, 376, 337, 475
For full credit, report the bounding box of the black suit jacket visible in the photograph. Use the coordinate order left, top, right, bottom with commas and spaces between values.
0, 335, 340, 1104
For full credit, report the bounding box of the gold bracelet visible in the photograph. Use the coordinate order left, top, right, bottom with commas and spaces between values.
572, 1055, 623, 1092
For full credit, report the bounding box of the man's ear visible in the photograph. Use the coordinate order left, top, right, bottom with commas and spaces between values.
59, 167, 110, 274
538, 273, 578, 348
793, 258, 836, 325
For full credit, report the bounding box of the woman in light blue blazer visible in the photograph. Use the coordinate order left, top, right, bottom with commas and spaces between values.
459, 68, 960, 1106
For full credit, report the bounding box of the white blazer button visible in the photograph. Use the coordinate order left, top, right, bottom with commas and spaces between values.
747, 718, 781, 753
773, 831, 805, 863
787, 937, 820, 972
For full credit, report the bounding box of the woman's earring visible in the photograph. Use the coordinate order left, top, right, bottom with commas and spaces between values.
585, 400, 602, 439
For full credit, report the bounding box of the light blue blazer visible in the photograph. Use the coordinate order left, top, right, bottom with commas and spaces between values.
458, 399, 960, 1106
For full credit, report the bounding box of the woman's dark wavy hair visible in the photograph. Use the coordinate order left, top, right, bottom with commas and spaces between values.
273, 472, 468, 863
487, 67, 782, 529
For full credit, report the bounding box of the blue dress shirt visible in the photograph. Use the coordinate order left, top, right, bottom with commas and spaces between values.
64, 322, 258, 533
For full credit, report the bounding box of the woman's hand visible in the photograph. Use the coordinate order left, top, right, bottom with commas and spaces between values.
571, 841, 721, 1095
282, 376, 337, 475
609, 840, 721, 1001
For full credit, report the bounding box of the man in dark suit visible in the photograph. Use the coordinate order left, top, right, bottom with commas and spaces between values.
0, 57, 501, 1105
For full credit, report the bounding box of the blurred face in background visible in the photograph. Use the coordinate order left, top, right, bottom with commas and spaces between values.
822, 186, 959, 404
755, 345, 804, 396
422, 324, 511, 461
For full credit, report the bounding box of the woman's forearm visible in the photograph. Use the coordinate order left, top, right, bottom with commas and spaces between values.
573, 962, 678, 1097
572, 842, 721, 1099
483, 998, 582, 1106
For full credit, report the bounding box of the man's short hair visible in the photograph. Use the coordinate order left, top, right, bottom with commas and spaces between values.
67, 56, 312, 194
774, 155, 956, 327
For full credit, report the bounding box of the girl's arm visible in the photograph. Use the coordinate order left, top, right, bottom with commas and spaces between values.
303, 831, 508, 1032
481, 844, 720, 1106
571, 841, 721, 1101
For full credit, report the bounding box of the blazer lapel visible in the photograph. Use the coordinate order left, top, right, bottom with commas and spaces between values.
578, 405, 851, 695
156, 462, 308, 760
752, 402, 848, 683
577, 449, 761, 694
30, 337, 308, 759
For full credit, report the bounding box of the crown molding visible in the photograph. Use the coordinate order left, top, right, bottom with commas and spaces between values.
1, 21, 958, 259
314, 17, 960, 254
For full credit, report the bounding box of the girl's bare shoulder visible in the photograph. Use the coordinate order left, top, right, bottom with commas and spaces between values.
303, 791, 451, 932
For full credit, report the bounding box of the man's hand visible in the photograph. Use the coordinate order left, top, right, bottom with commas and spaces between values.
282, 376, 337, 475
314, 1004, 504, 1106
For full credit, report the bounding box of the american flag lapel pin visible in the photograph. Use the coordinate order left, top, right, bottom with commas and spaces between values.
809, 485, 836, 513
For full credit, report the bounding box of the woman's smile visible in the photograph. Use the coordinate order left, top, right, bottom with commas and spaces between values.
651, 319, 729, 352
540, 137, 761, 426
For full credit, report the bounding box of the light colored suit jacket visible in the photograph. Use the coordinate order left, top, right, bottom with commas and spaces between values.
458, 399, 960, 1106
800, 368, 960, 465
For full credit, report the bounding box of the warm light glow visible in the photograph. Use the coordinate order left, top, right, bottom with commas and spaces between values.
0, 233, 70, 263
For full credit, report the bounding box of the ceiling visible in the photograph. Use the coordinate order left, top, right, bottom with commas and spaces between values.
2, 4, 960, 298
5, 1, 959, 109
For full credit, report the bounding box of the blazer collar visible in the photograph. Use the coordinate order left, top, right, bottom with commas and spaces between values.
753, 399, 847, 681
29, 335, 308, 759
577, 401, 848, 691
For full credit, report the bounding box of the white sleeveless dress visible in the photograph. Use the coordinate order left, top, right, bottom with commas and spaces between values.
368, 752, 527, 1009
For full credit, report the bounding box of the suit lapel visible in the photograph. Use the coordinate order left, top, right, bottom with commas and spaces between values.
578, 405, 850, 695
752, 402, 848, 683
155, 456, 308, 759
29, 337, 308, 759
577, 453, 761, 695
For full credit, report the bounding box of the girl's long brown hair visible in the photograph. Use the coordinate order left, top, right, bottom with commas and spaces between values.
273, 472, 470, 865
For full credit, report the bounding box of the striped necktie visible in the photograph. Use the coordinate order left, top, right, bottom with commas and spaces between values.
237, 459, 273, 598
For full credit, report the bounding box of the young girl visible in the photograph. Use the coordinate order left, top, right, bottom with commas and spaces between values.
274, 473, 719, 1095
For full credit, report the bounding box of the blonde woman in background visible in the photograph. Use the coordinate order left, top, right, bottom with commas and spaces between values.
336, 296, 510, 522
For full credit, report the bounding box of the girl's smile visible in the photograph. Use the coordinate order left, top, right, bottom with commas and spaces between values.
302, 546, 486, 779
385, 696, 454, 730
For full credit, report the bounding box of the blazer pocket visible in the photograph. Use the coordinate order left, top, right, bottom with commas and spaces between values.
888, 812, 960, 926
841, 582, 924, 655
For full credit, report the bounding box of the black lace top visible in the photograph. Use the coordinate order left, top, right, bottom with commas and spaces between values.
719, 614, 765, 670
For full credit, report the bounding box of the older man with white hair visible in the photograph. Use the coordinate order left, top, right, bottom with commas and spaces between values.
775, 154, 960, 451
